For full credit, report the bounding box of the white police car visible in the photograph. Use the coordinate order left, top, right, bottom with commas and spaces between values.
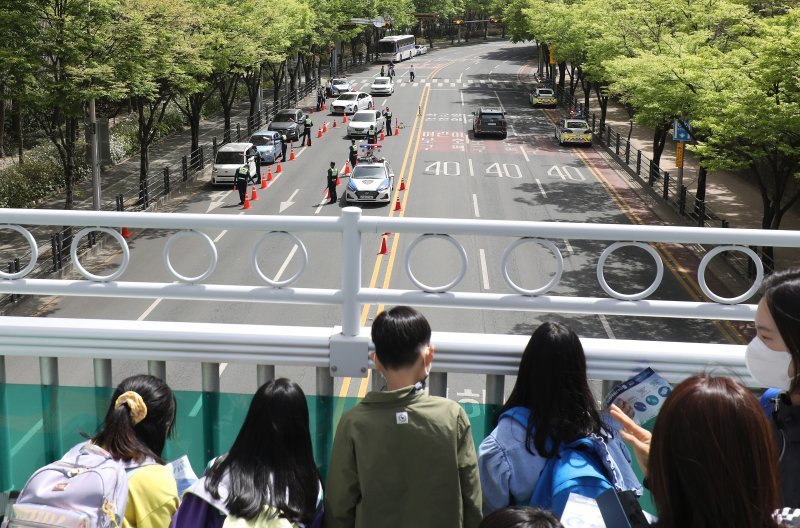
331, 92, 373, 115
345, 145, 394, 204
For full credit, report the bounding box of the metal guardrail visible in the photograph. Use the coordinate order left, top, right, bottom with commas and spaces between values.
2, 207, 796, 395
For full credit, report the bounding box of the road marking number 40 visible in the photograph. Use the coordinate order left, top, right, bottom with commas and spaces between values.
425, 161, 522, 178
548, 165, 585, 181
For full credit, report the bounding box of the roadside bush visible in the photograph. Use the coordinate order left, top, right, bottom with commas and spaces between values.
108, 103, 187, 164
0, 143, 89, 208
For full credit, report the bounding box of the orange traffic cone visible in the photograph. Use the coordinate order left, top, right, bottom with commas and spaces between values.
394, 119, 399, 136
344, 161, 351, 175
380, 130, 385, 141
276, 162, 283, 173
322, 102, 326, 111
323, 122, 328, 133
333, 119, 338, 128
261, 176, 267, 189
393, 199, 402, 211
317, 128, 323, 138
309, 107, 314, 114
378, 236, 390, 255
336, 173, 341, 185
267, 168, 273, 181
383, 232, 393, 237
242, 196, 252, 210
251, 187, 259, 201
121, 227, 132, 239
306, 135, 311, 147
399, 178, 406, 190
342, 115, 348, 123
290, 147, 296, 161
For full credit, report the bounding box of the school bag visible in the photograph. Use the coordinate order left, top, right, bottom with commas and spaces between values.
2, 442, 129, 528
501, 408, 619, 517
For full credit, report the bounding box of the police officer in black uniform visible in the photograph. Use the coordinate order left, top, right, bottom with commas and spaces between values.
367, 125, 377, 145
235, 164, 252, 205
348, 139, 359, 168
301, 114, 313, 146
327, 161, 338, 205
384, 107, 393, 136
280, 133, 288, 160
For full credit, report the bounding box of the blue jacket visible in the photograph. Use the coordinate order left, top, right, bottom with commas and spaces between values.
478, 406, 641, 517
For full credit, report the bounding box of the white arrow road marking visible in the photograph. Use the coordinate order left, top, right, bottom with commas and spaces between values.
207, 201, 224, 213
280, 189, 300, 213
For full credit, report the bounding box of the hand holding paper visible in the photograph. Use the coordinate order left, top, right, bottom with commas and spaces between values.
610, 404, 652, 478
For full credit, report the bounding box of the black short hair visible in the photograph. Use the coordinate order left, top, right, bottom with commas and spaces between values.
479, 506, 564, 528
330, 161, 336, 165
371, 306, 431, 370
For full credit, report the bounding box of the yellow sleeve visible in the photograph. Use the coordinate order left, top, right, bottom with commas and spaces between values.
123, 464, 179, 528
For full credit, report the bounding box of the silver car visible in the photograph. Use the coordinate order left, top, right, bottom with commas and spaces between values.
347, 110, 386, 138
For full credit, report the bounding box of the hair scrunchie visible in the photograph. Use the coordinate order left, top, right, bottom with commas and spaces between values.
114, 391, 148, 425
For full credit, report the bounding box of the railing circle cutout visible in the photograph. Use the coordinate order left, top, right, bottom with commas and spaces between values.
597, 242, 664, 301
0, 225, 39, 279
71, 227, 130, 282
252, 231, 308, 287
698, 245, 763, 304
501, 238, 564, 296
404, 234, 468, 293
163, 230, 218, 283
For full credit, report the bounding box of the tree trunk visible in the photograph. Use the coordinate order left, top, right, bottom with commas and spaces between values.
62, 116, 78, 210
216, 74, 240, 130
138, 101, 151, 185
12, 98, 22, 164
594, 83, 609, 129
558, 62, 566, 93
651, 124, 668, 168
243, 66, 262, 119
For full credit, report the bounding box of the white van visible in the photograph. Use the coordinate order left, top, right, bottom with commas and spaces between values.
212, 142, 257, 185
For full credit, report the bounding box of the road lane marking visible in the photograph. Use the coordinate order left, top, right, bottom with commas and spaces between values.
273, 244, 299, 282
520, 145, 529, 162
468, 158, 474, 177
460, 91, 464, 106
472, 193, 480, 217
564, 239, 574, 255
213, 231, 228, 243
599, 314, 616, 339
137, 298, 163, 321
536, 179, 548, 198
493, 91, 505, 112
479, 249, 490, 290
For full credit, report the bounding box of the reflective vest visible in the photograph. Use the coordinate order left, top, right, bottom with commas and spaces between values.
328, 168, 338, 182
305, 117, 312, 127
350, 145, 358, 154
385, 112, 392, 121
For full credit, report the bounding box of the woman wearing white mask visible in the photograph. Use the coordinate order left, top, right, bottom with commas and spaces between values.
747, 269, 800, 508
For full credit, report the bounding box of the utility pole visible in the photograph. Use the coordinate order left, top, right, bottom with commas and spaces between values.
89, 99, 100, 211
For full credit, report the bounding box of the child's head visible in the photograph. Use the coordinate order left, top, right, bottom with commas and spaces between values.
371, 306, 432, 372
479, 506, 564, 528
94, 374, 176, 463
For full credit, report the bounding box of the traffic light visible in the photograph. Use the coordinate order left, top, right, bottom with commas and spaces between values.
454, 19, 463, 25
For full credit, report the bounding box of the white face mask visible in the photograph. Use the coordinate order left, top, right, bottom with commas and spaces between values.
745, 336, 794, 391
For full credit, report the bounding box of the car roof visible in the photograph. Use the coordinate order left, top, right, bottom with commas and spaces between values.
479, 107, 504, 113
251, 130, 278, 136
353, 109, 377, 116
373, 77, 391, 81
339, 91, 363, 95
564, 119, 589, 125
353, 161, 385, 167
218, 142, 254, 152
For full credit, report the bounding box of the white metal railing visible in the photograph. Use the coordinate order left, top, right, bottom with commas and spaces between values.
0, 207, 795, 395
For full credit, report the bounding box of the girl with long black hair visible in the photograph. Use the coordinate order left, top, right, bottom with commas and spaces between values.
171, 378, 321, 528
478, 322, 640, 517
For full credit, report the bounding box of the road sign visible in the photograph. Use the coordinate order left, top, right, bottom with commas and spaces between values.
673, 119, 691, 141
676, 142, 684, 167
373, 16, 385, 27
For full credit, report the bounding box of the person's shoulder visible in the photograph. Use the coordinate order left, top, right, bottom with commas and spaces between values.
129, 463, 174, 485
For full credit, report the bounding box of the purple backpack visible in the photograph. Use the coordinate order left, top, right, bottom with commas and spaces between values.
3, 443, 129, 528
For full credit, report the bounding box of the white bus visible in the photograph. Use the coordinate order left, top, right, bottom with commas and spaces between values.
377, 35, 416, 62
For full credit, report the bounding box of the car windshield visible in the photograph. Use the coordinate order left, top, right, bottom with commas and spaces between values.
337, 94, 357, 101
351, 166, 386, 179
215, 152, 244, 165
275, 111, 295, 121
538, 89, 553, 95
373, 79, 388, 85
481, 113, 504, 121
332, 80, 347, 86
567, 121, 588, 129
352, 113, 375, 123
249, 136, 273, 146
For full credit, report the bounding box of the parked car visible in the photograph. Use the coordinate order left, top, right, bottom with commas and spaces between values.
248, 130, 283, 164
370, 76, 394, 95
327, 77, 353, 97
555, 118, 592, 145
472, 108, 507, 139
212, 143, 257, 185
345, 158, 395, 205
347, 110, 386, 138
530, 87, 557, 107
267, 108, 306, 141
414, 44, 428, 55
331, 92, 374, 115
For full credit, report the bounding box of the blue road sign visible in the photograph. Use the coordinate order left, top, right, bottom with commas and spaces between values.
673, 119, 692, 141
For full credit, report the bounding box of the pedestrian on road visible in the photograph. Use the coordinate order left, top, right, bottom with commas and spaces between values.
327, 161, 338, 205
349, 139, 359, 168
384, 107, 393, 136
249, 146, 262, 183
235, 165, 252, 205
409, 65, 415, 82
316, 88, 324, 111
367, 125, 377, 145
388, 62, 395, 79
302, 114, 313, 146
281, 133, 288, 160
380, 65, 385, 77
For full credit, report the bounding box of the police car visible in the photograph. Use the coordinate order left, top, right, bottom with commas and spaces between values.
555, 118, 592, 146
345, 144, 394, 205
530, 87, 557, 107
331, 92, 374, 115
327, 78, 353, 97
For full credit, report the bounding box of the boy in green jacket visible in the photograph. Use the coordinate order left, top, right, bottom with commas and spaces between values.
325, 306, 482, 528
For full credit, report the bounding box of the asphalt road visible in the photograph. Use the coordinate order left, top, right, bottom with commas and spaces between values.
5, 40, 736, 407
